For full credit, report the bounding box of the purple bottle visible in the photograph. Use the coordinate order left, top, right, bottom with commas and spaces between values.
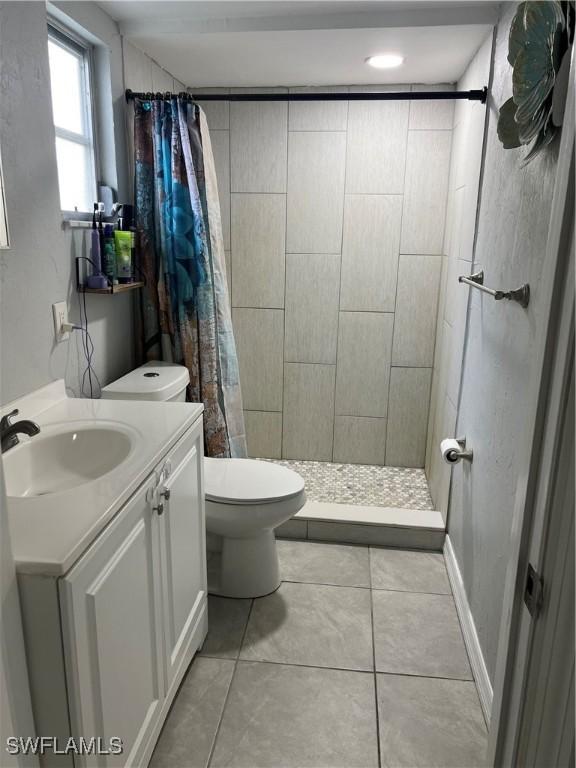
87, 204, 108, 289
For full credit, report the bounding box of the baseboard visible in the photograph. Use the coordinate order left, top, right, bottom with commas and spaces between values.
443, 535, 493, 725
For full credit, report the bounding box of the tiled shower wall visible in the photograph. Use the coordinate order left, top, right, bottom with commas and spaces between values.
199, 85, 453, 467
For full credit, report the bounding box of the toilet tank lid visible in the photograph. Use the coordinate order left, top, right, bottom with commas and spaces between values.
102, 361, 190, 401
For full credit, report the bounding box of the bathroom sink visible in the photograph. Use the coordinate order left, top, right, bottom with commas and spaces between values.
4, 423, 134, 498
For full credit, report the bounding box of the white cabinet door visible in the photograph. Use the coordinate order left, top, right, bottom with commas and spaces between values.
158, 423, 207, 690
59, 480, 164, 768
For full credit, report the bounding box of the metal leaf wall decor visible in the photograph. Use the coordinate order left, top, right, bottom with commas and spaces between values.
498, 1, 574, 164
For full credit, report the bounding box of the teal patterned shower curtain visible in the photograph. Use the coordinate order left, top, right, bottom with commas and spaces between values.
133, 96, 247, 458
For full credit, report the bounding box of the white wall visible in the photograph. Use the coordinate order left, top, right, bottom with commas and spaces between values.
425, 35, 493, 517
122, 39, 187, 196
0, 3, 185, 405
0, 1, 133, 403
200, 85, 453, 466
446, 5, 560, 684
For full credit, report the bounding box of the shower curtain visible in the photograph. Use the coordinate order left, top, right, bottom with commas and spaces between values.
133, 96, 247, 458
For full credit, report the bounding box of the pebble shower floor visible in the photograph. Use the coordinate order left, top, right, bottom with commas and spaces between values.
260, 459, 434, 510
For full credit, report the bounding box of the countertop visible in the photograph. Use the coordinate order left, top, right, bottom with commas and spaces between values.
4, 381, 203, 576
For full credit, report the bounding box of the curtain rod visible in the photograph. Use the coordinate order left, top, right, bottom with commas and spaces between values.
125, 87, 488, 103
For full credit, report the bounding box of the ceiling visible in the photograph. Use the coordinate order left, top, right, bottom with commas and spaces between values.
99, 1, 497, 88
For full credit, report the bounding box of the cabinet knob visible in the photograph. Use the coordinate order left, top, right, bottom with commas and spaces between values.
161, 488, 171, 501
154, 502, 164, 516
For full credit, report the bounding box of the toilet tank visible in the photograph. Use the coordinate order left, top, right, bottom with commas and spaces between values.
101, 361, 190, 402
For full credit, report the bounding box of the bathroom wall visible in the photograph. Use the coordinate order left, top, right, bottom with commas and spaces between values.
200, 85, 453, 466
121, 40, 187, 191
425, 36, 493, 519
0, 2, 185, 406
446, 4, 561, 684
0, 2, 129, 403
123, 41, 186, 96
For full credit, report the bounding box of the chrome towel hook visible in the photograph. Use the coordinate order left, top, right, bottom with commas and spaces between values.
458, 270, 530, 308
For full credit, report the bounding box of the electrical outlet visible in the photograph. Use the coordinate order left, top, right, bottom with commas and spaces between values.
52, 301, 70, 342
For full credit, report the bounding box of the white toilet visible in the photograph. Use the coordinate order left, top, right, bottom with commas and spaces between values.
102, 361, 306, 598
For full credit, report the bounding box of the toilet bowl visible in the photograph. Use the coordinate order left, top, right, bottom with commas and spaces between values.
102, 362, 306, 598
204, 457, 306, 598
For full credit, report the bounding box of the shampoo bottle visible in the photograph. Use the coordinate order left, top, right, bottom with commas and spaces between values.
86, 204, 108, 289
115, 230, 133, 283
103, 224, 117, 284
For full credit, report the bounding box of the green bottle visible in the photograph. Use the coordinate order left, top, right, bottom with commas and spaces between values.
103, 224, 117, 283
114, 230, 133, 283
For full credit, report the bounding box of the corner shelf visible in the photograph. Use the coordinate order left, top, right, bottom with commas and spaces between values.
81, 281, 145, 295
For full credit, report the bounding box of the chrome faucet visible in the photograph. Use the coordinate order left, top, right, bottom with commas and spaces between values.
1, 409, 40, 453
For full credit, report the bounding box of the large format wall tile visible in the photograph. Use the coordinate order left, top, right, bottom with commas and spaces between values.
428, 392, 457, 522
335, 312, 394, 417
285, 253, 340, 363
231, 193, 286, 308
392, 254, 442, 367
409, 84, 455, 130
288, 86, 349, 131
286, 131, 346, 253
232, 309, 284, 411
210, 130, 231, 251
244, 410, 282, 458
195, 88, 230, 130
333, 416, 387, 465
224, 250, 231, 294
340, 194, 402, 312
400, 130, 452, 254
230, 102, 288, 192
346, 89, 409, 193
283, 363, 336, 460
386, 367, 432, 467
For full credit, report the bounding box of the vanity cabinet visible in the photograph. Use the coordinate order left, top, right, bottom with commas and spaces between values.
18, 417, 207, 768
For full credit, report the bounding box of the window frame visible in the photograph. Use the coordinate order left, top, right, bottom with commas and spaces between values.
48, 21, 99, 216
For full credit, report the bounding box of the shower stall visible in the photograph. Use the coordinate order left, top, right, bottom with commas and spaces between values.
192, 65, 490, 532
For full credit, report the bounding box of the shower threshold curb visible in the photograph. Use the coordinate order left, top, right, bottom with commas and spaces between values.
276, 501, 445, 551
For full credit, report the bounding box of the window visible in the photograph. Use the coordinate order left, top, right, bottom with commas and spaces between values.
48, 25, 97, 213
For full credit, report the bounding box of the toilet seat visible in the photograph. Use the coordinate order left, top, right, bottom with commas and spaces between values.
204, 457, 305, 505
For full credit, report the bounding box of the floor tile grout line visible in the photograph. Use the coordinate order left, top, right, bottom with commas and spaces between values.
330, 95, 349, 464
200, 652, 475, 684
278, 576, 451, 596
206, 599, 255, 768
368, 548, 382, 768
236, 656, 374, 675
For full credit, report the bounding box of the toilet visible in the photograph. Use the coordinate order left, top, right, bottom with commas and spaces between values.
102, 362, 306, 598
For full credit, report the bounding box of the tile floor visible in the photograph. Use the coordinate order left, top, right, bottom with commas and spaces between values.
151, 540, 487, 768
260, 459, 434, 510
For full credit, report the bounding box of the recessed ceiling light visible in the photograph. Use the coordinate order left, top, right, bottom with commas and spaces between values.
366, 54, 405, 69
